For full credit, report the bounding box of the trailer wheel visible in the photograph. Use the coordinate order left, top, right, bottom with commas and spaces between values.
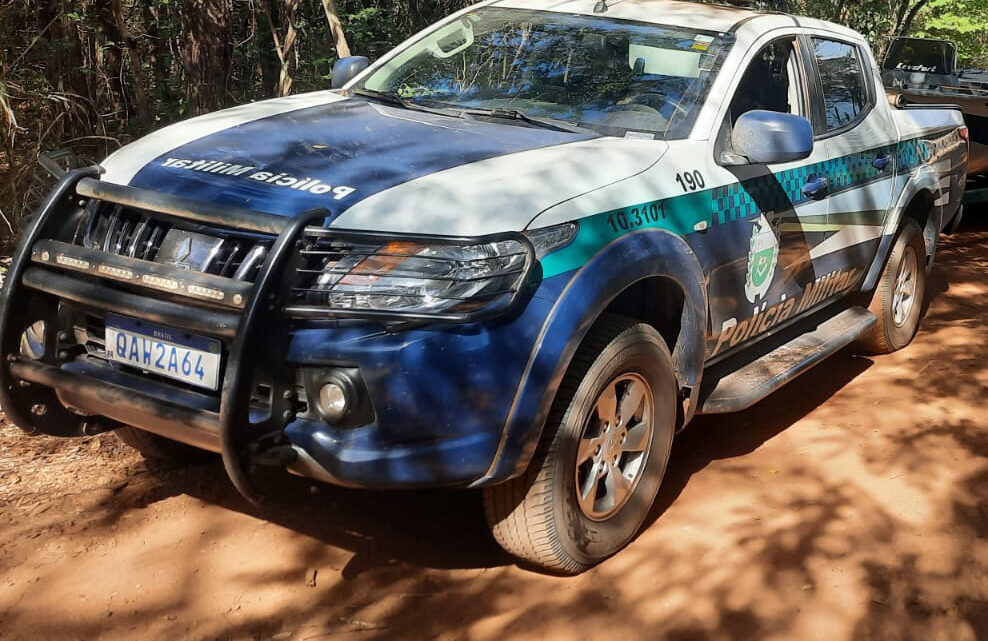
116, 427, 212, 465
855, 219, 926, 354
483, 315, 677, 574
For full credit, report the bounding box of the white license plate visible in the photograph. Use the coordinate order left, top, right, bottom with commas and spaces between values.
105, 314, 222, 391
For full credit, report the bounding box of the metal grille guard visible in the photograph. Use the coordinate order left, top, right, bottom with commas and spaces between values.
0, 169, 328, 503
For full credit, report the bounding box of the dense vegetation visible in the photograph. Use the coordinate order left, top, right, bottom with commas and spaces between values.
0, 0, 984, 239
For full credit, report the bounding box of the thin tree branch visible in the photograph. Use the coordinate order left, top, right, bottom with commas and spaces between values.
9, 11, 64, 73
320, 0, 351, 58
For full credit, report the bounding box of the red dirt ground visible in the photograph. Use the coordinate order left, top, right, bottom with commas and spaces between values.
1, 219, 987, 641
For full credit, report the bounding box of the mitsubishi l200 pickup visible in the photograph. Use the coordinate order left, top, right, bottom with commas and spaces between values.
1, 0, 967, 573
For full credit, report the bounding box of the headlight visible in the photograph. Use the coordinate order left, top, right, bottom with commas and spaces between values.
525, 222, 578, 259
285, 228, 542, 321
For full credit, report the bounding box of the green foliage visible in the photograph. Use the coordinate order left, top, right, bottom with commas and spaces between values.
345, 7, 395, 59
914, 0, 988, 67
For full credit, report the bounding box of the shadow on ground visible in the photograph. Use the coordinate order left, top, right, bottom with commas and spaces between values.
1, 217, 987, 641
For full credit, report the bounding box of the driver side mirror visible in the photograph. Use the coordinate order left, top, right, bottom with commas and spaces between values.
332, 56, 370, 89
730, 110, 814, 165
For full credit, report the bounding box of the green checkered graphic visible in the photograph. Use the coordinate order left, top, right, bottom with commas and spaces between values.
710, 142, 898, 224
708, 131, 961, 227
540, 129, 963, 279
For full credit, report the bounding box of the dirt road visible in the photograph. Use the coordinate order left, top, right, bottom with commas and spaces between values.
2, 219, 987, 641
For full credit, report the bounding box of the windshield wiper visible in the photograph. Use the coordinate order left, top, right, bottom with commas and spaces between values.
350, 88, 462, 118
352, 91, 590, 133
461, 108, 591, 134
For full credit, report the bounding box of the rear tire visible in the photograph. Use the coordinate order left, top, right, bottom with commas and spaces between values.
116, 426, 212, 465
855, 219, 926, 354
483, 315, 677, 574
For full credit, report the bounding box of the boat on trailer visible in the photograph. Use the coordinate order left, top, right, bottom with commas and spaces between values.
883, 37, 988, 203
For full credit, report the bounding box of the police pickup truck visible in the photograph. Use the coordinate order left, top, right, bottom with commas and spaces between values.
1, 0, 967, 573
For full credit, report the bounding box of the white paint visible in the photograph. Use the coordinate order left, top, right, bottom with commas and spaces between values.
493, 0, 756, 33
891, 107, 965, 141
331, 138, 668, 235
100, 91, 348, 185
809, 225, 884, 260
827, 177, 894, 215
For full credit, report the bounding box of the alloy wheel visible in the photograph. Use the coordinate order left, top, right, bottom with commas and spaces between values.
574, 373, 654, 521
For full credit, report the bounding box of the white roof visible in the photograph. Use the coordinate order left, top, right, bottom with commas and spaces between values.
490, 0, 861, 41
492, 0, 759, 33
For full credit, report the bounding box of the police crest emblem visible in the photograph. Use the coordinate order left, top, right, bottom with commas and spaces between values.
745, 214, 779, 303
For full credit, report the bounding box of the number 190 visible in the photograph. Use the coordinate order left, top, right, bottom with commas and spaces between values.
675, 170, 705, 192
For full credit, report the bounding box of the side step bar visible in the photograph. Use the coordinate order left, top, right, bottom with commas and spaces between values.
698, 306, 877, 414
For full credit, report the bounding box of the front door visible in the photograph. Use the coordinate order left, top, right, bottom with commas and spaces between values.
704, 36, 828, 361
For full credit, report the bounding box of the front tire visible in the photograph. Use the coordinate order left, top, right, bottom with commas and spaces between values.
484, 315, 677, 574
855, 219, 926, 354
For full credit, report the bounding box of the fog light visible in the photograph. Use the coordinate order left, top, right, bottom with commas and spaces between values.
56, 253, 91, 270
318, 382, 349, 421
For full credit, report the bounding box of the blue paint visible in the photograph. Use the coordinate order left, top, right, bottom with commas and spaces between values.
128, 98, 591, 219
105, 313, 219, 352
479, 229, 707, 484
283, 230, 707, 488
283, 274, 565, 487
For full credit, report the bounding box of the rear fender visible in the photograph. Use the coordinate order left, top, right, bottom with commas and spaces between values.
476, 228, 707, 485
863, 171, 939, 292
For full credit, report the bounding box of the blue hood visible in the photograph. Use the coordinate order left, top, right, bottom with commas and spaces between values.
122, 97, 593, 220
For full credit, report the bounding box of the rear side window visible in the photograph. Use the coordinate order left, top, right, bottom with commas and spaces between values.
812, 38, 869, 132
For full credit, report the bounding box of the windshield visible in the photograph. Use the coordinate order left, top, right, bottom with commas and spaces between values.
357, 8, 734, 139
884, 39, 956, 75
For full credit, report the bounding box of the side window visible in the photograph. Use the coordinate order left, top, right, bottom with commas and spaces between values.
812, 38, 870, 132
717, 38, 804, 159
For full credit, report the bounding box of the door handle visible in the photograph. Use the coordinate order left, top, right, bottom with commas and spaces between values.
801, 175, 829, 200
873, 154, 891, 171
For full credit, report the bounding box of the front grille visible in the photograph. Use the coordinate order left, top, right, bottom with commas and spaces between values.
80, 202, 170, 262
76, 201, 271, 282
79, 313, 107, 361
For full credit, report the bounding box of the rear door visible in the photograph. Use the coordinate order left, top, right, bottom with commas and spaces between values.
804, 35, 897, 280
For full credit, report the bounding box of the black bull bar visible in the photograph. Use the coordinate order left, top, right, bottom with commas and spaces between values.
0, 168, 331, 503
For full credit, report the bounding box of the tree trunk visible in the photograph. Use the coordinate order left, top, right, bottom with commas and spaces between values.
182, 0, 232, 115
260, 0, 301, 97
92, 0, 128, 125
111, 0, 149, 123
278, 0, 300, 96
38, 1, 88, 98
257, 0, 281, 97
320, 0, 351, 58
875, 0, 932, 62
141, 2, 172, 109
897, 0, 932, 37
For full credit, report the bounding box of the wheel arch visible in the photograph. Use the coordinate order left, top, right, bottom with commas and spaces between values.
862, 178, 939, 293
900, 187, 938, 262
598, 275, 694, 390
475, 228, 707, 486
